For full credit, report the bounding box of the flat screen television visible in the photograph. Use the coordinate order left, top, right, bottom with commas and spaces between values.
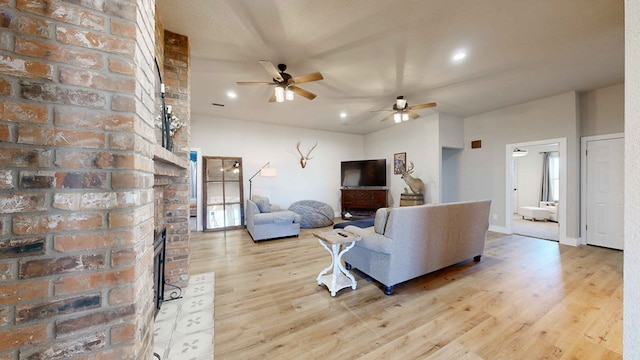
341, 159, 387, 188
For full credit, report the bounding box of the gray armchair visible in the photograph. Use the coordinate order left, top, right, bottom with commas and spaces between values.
246, 195, 301, 241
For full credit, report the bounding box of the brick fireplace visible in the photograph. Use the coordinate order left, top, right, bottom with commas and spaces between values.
0, 2, 191, 358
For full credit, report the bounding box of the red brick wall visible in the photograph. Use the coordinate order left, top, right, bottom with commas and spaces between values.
161, 31, 190, 286
0, 1, 161, 358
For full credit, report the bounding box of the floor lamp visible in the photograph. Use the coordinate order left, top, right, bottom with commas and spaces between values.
248, 162, 277, 200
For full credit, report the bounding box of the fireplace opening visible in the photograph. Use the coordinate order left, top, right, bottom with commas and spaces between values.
153, 228, 166, 318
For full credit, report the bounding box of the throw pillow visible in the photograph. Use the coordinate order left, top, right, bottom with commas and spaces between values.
374, 207, 389, 235
252, 195, 271, 213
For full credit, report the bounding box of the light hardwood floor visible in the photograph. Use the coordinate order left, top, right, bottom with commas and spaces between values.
190, 226, 623, 360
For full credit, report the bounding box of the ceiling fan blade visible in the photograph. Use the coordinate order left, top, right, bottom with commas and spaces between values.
408, 111, 420, 119
259, 60, 283, 82
268, 91, 276, 103
236, 81, 276, 85
408, 102, 437, 110
369, 109, 394, 113
290, 85, 317, 100
380, 113, 394, 122
292, 72, 323, 85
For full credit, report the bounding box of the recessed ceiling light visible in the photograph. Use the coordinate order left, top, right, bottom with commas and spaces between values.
340, 112, 347, 118
226, 91, 237, 98
452, 51, 466, 62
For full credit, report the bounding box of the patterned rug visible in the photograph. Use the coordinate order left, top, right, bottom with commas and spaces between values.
153, 272, 215, 359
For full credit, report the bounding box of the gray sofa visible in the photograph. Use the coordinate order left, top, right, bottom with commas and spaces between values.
343, 200, 491, 295
245, 196, 301, 241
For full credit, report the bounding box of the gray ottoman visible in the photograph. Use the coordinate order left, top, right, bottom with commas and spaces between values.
288, 200, 334, 228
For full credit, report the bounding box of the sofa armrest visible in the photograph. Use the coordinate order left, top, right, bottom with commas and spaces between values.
345, 225, 393, 254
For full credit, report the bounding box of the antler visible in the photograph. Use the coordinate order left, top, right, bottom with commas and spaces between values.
296, 141, 304, 158
405, 161, 415, 174
296, 141, 318, 168
306, 142, 317, 159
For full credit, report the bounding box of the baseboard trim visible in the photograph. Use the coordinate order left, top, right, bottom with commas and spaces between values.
560, 236, 581, 247
489, 225, 509, 234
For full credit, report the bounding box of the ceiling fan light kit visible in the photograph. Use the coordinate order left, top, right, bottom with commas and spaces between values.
373, 96, 437, 123
237, 61, 323, 103
393, 112, 410, 123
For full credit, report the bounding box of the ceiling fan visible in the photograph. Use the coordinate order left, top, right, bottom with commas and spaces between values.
236, 60, 323, 102
372, 96, 437, 123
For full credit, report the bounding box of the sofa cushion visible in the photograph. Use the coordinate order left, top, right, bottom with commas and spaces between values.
344, 225, 392, 254
253, 210, 297, 225
252, 195, 271, 213
374, 208, 389, 235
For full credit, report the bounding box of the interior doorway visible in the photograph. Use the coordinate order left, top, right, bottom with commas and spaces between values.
202, 156, 244, 231
505, 138, 567, 243
512, 143, 560, 241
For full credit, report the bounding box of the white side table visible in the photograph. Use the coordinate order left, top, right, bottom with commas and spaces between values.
313, 229, 362, 296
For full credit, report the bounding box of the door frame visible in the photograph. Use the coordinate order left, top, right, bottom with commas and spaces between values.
580, 132, 624, 246
202, 156, 244, 232
505, 137, 567, 244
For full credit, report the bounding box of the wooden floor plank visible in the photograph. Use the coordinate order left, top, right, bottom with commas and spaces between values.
189, 226, 623, 360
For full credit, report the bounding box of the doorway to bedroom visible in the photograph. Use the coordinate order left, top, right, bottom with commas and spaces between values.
512, 143, 559, 241
506, 138, 566, 242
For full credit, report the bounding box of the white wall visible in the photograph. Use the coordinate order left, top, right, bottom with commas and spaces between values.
190, 114, 363, 214
439, 113, 465, 149
363, 114, 441, 205
459, 92, 580, 241
625, 1, 640, 356
580, 83, 625, 137
441, 148, 462, 203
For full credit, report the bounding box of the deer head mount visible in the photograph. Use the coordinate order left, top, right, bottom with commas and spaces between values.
400, 161, 426, 195
296, 141, 317, 168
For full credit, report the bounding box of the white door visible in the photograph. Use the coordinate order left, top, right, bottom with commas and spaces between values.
586, 137, 624, 250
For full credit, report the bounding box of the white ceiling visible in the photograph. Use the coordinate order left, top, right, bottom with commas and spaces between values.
155, 0, 624, 135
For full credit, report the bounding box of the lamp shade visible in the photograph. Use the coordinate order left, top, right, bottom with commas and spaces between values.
393, 113, 402, 123
274, 87, 285, 102
260, 168, 277, 177
285, 88, 294, 101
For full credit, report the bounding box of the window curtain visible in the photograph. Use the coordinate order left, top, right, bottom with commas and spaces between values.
540, 151, 560, 201
540, 152, 552, 201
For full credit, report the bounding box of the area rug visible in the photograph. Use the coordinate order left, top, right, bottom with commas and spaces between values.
153, 272, 215, 359
512, 215, 559, 241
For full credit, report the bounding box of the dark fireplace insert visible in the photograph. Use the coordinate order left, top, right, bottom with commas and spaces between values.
153, 228, 166, 317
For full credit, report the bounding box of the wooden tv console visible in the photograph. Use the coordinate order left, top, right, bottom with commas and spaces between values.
340, 188, 388, 219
